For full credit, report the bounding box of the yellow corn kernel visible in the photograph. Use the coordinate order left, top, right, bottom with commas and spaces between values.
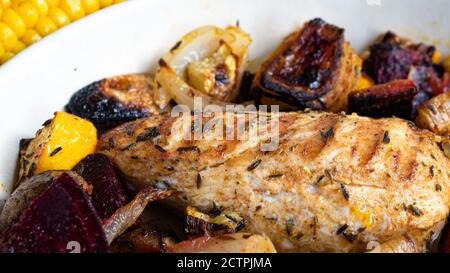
35, 16, 57, 36
0, 22, 17, 51
46, 0, 60, 7
33, 112, 97, 174
99, 0, 112, 8
0, 51, 14, 64
12, 40, 24, 53
21, 28, 40, 45
0, 42, 4, 58
48, 7, 70, 27
28, 0, 48, 16
2, 9, 26, 38
60, 0, 85, 20
17, 2, 39, 28
81, 0, 99, 14
355, 74, 374, 90
114, 0, 125, 3
1, 0, 11, 8
0, 5, 3, 19
432, 50, 441, 64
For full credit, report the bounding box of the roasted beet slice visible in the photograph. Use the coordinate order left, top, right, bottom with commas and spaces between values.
364, 32, 434, 84
252, 18, 361, 111
66, 74, 165, 132
0, 173, 107, 253
348, 79, 418, 119
73, 153, 128, 219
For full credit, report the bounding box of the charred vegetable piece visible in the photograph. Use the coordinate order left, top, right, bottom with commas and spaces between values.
18, 112, 97, 184
73, 153, 128, 219
185, 206, 245, 238
110, 225, 178, 253
0, 173, 107, 253
364, 31, 434, 85
0, 171, 91, 232
66, 74, 165, 132
252, 18, 361, 112
102, 186, 173, 245
415, 92, 450, 135
168, 233, 276, 253
348, 79, 418, 119
155, 25, 251, 109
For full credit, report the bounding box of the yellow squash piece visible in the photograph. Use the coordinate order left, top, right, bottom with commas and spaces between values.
19, 112, 97, 181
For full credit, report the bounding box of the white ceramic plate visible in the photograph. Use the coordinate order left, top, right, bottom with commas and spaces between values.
0, 0, 449, 201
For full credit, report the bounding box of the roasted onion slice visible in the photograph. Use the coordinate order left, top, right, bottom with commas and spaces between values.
415, 92, 450, 135
252, 18, 361, 112
155, 25, 251, 109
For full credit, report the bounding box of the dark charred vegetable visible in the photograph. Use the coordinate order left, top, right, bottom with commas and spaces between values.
348, 79, 418, 119
252, 18, 361, 112
110, 225, 178, 253
184, 206, 245, 238
73, 153, 129, 219
363, 31, 434, 85
66, 74, 167, 132
0, 173, 108, 253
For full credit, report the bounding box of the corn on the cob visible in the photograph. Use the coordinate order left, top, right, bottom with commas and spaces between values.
0, 0, 124, 65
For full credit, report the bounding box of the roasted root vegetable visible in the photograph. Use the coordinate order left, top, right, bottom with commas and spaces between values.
185, 206, 245, 238
73, 153, 128, 219
18, 112, 97, 183
348, 79, 418, 119
0, 171, 90, 231
155, 25, 251, 109
168, 233, 276, 253
363, 31, 435, 84
0, 172, 108, 253
415, 92, 450, 135
66, 73, 165, 131
252, 18, 361, 112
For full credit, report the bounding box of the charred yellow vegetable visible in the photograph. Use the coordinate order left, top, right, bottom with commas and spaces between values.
415, 92, 450, 135
18, 112, 97, 181
155, 25, 251, 109
355, 74, 374, 91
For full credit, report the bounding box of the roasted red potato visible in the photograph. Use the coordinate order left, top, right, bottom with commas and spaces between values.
252, 18, 361, 112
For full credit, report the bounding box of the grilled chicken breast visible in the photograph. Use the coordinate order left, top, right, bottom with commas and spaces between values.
98, 111, 450, 253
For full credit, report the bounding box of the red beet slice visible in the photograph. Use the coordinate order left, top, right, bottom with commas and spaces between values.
0, 173, 108, 253
73, 154, 128, 219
